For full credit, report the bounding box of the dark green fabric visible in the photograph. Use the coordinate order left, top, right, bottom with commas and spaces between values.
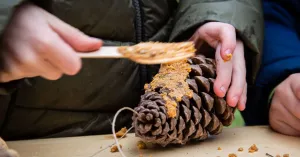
0, 0, 263, 140
0, 0, 22, 34
0, 0, 23, 137
170, 0, 264, 83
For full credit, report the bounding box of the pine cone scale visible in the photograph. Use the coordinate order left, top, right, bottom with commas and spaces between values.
192, 106, 202, 124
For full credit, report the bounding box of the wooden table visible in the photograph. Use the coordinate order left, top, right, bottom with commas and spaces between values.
7, 126, 300, 157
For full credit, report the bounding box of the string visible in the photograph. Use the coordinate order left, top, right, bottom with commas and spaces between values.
112, 107, 138, 157
88, 107, 137, 157
89, 126, 133, 157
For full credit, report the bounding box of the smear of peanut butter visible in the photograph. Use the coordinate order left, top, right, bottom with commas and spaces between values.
118, 42, 195, 60
145, 60, 193, 118
224, 53, 232, 62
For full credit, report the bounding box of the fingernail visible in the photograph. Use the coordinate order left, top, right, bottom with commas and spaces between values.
220, 86, 226, 93
224, 49, 232, 61
225, 49, 232, 55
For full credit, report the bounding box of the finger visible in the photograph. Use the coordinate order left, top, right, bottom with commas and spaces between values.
12, 45, 63, 80
270, 96, 300, 136
237, 83, 247, 111
196, 22, 236, 61
213, 44, 233, 98
290, 73, 300, 100
46, 13, 102, 52
34, 32, 82, 75
23, 57, 63, 81
226, 41, 246, 107
287, 75, 300, 119
39, 59, 63, 80
270, 113, 300, 136
218, 24, 236, 61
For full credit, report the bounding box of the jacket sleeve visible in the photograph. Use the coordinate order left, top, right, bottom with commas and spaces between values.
0, 1, 23, 34
169, 0, 264, 84
0, 0, 23, 131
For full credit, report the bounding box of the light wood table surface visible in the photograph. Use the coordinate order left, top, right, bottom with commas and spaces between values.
6, 126, 300, 157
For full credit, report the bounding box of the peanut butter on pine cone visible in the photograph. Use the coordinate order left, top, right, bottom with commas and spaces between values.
132, 54, 235, 147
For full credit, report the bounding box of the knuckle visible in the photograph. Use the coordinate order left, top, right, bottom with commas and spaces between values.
34, 36, 55, 52
39, 36, 54, 47
21, 53, 37, 66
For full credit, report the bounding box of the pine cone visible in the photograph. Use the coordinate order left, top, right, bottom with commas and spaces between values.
132, 54, 235, 147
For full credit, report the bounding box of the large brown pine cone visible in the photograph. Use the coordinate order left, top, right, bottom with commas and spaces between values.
132, 54, 235, 147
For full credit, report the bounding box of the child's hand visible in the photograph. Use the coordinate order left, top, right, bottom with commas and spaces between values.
189, 22, 246, 111
0, 2, 102, 83
269, 73, 300, 136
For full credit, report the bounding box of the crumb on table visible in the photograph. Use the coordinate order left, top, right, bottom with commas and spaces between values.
217, 147, 222, 150
238, 147, 243, 152
283, 154, 289, 157
228, 153, 237, 157
137, 141, 147, 149
110, 144, 122, 152
116, 127, 127, 138
248, 144, 258, 153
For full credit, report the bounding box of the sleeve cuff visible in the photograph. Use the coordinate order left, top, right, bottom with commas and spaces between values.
267, 87, 276, 105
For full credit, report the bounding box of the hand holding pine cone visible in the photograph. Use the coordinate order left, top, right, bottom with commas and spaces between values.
132, 53, 235, 147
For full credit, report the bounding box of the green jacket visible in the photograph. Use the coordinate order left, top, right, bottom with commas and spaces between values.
0, 0, 263, 140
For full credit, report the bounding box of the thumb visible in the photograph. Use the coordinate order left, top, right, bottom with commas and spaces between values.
47, 14, 103, 52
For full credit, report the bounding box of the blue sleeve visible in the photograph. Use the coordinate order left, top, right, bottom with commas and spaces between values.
242, 1, 300, 126
255, 1, 300, 88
